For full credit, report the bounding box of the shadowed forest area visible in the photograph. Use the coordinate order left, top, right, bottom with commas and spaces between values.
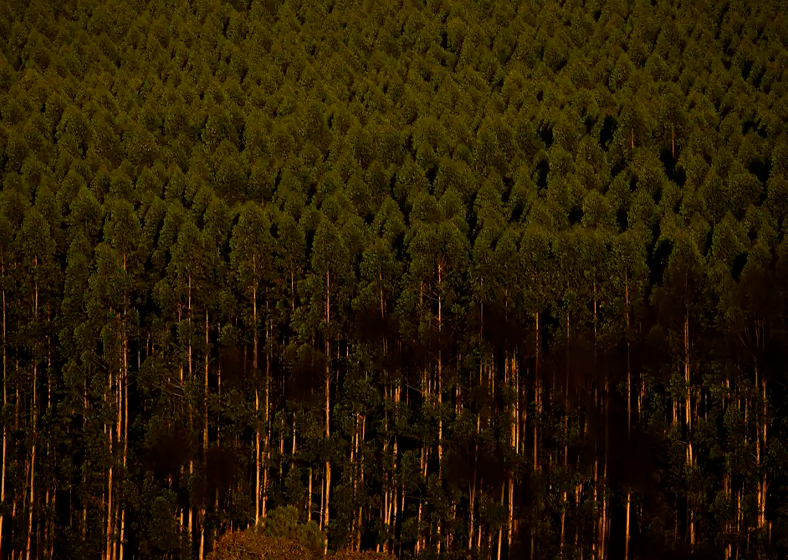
1, 0, 788, 558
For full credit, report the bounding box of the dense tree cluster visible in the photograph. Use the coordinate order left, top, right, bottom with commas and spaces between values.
1, 0, 788, 558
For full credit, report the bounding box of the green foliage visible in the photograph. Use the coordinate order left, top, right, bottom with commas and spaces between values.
259, 505, 326, 557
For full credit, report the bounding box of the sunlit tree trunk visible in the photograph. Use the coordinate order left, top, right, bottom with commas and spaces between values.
253, 280, 260, 526
560, 312, 569, 557
532, 311, 540, 560
393, 382, 400, 554
684, 313, 693, 547
307, 467, 313, 523
323, 270, 331, 555
263, 308, 271, 521
436, 260, 443, 554
187, 274, 194, 551
508, 350, 516, 553
200, 310, 209, 560
0, 257, 6, 556
625, 274, 631, 560
27, 360, 36, 560
497, 483, 504, 560
119, 254, 130, 560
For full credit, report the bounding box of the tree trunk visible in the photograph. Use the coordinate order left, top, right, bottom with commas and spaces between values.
253, 284, 260, 526
760, 374, 767, 536
27, 271, 39, 560
307, 467, 313, 522
0, 261, 6, 556
119, 255, 129, 560
625, 273, 631, 560
263, 312, 271, 521
508, 352, 516, 552
532, 312, 540, 560
201, 310, 209, 559
27, 364, 36, 560
469, 411, 479, 551
684, 313, 694, 547
188, 274, 193, 551
436, 261, 443, 554
323, 269, 331, 554
393, 383, 400, 554
601, 351, 609, 560
497, 484, 504, 560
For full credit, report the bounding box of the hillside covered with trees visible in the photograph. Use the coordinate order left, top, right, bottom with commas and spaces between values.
1, 0, 788, 558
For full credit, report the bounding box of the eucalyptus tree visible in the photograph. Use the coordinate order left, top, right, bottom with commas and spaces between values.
230, 202, 275, 526
352, 196, 405, 552
400, 186, 469, 554
16, 199, 59, 560
301, 212, 356, 548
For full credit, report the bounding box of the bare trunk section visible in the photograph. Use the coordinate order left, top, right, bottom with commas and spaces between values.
200, 310, 209, 560
1, 258, 6, 556
684, 313, 694, 547
392, 383, 400, 554
497, 484, 504, 560
532, 311, 540, 560
760, 374, 767, 537
119, 254, 129, 560
625, 273, 631, 560
253, 281, 260, 526
27, 269, 39, 560
508, 351, 516, 553
187, 274, 194, 551
436, 261, 444, 554
27, 362, 36, 560
307, 467, 313, 522
263, 307, 271, 521
323, 269, 331, 555
560, 312, 569, 557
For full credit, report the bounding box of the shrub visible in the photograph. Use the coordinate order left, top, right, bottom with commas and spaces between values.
208, 529, 311, 560
259, 505, 326, 557
329, 552, 396, 560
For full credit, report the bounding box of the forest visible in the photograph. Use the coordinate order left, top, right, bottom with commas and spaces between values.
1, 0, 788, 558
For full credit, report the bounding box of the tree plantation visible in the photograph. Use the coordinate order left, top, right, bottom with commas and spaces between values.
1, 0, 788, 558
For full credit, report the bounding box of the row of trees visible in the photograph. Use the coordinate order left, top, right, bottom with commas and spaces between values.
1, 0, 788, 558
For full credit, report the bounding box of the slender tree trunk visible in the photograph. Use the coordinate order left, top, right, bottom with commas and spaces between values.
601, 352, 609, 560
200, 311, 209, 560
560, 312, 570, 557
760, 374, 767, 537
307, 467, 313, 523
27, 271, 39, 560
26, 363, 36, 560
119, 255, 129, 560
1, 261, 6, 557
532, 311, 540, 560
625, 274, 631, 560
263, 311, 271, 521
393, 383, 400, 554
684, 313, 694, 547
497, 484, 504, 560
357, 414, 365, 552
187, 274, 194, 551
253, 284, 260, 526
436, 261, 443, 554
508, 351, 516, 553
469, 412, 479, 551
323, 270, 331, 554
255, 388, 261, 525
